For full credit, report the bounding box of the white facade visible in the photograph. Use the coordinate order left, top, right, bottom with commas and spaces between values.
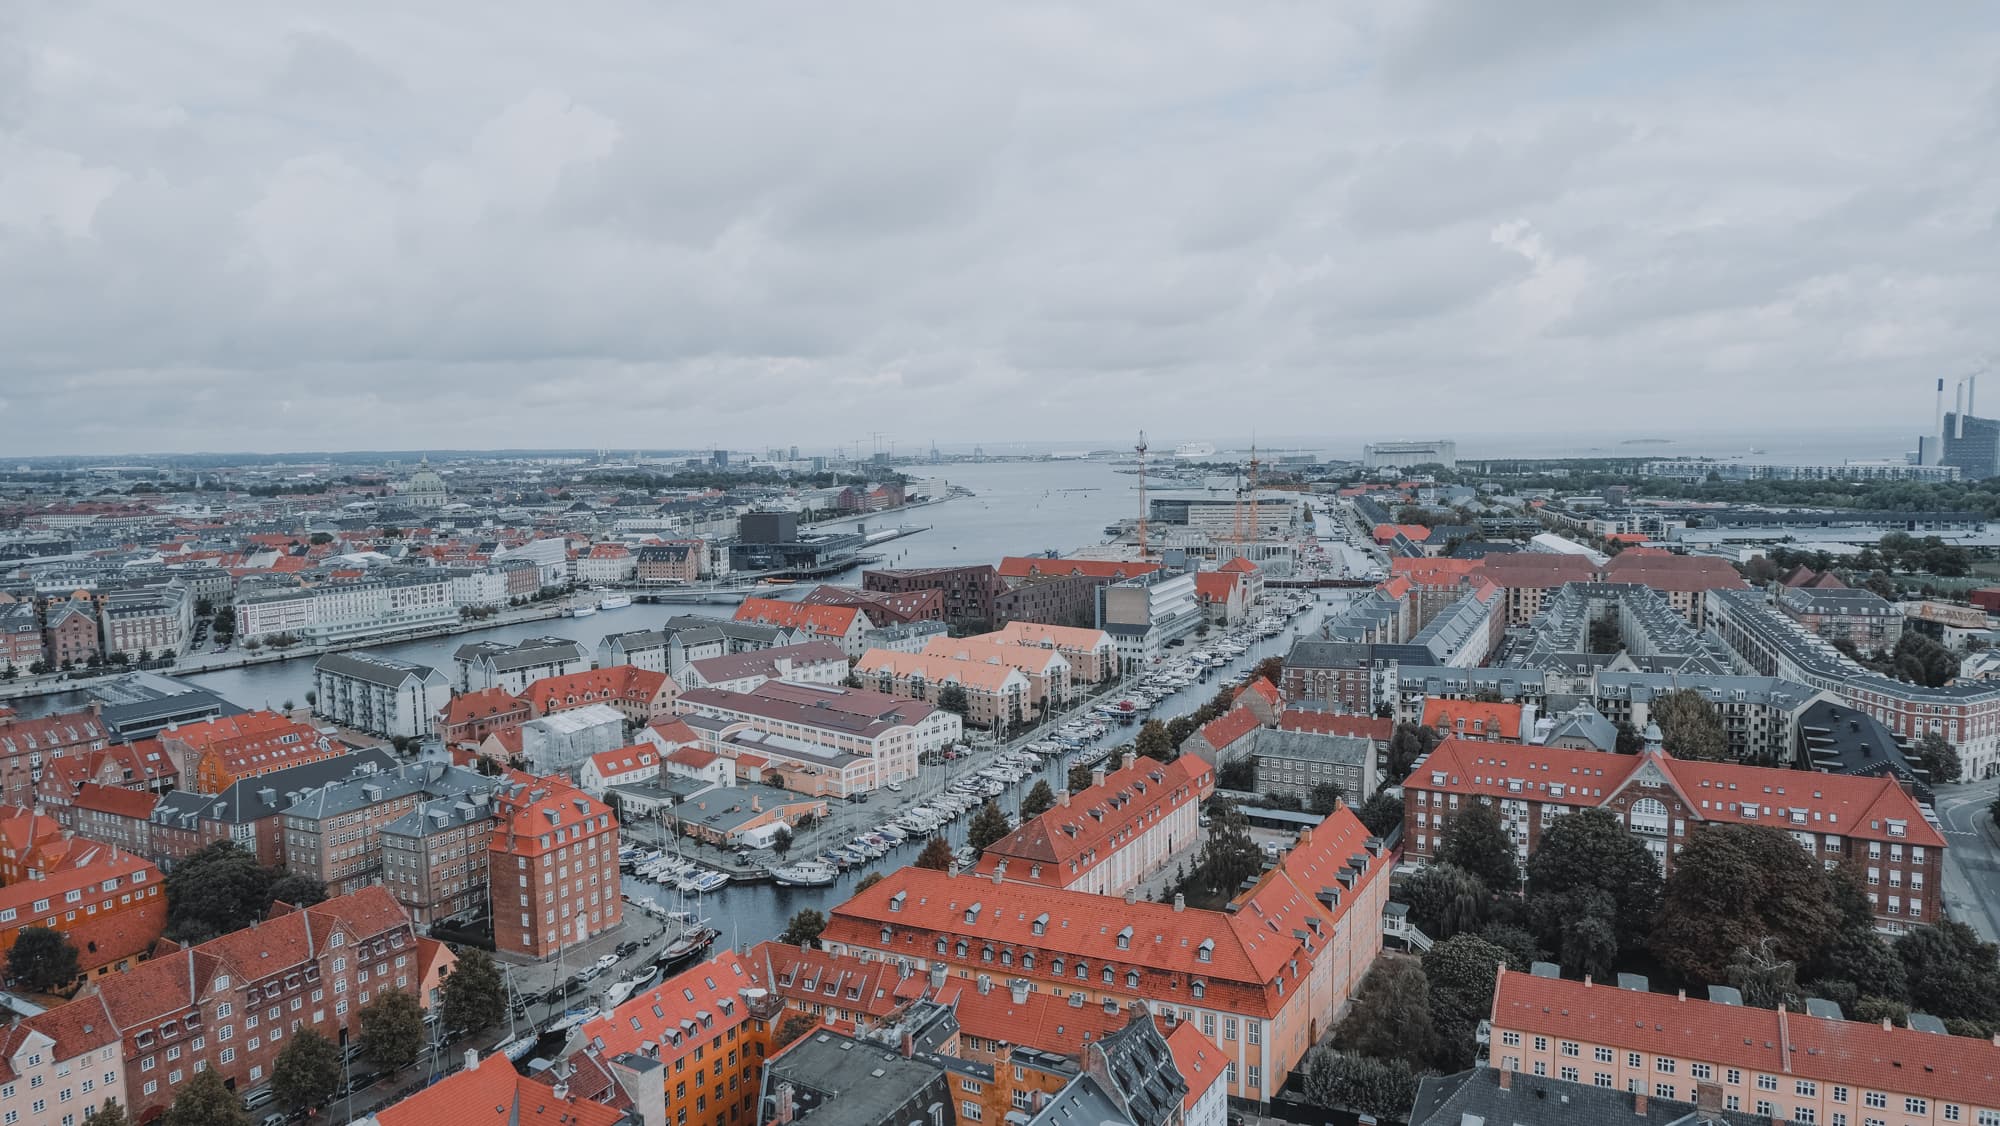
519, 703, 626, 775
449, 567, 509, 609
576, 545, 637, 585
313, 653, 452, 739
577, 745, 660, 796
0, 1024, 126, 1126
1099, 571, 1203, 671
493, 537, 570, 588
236, 572, 457, 645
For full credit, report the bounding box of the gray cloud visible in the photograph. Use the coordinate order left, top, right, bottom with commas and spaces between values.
0, 2, 1997, 454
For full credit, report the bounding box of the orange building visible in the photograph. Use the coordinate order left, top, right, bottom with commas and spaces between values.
823, 806, 1392, 1103
1419, 697, 1527, 742
974, 756, 1212, 896
525, 665, 678, 724
159, 711, 347, 794
490, 773, 623, 961
0, 843, 164, 983
559, 950, 782, 1126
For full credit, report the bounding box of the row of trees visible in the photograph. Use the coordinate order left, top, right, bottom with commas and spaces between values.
1408, 802, 2000, 1034
164, 841, 329, 943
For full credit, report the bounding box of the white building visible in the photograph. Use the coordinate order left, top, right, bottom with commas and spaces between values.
313, 652, 452, 739
447, 566, 509, 610
577, 744, 660, 797
0, 1000, 128, 1126
519, 703, 626, 775
492, 537, 569, 588
453, 636, 591, 694
235, 571, 457, 645
575, 543, 637, 585
100, 581, 195, 658
1098, 570, 1203, 672
676, 640, 851, 693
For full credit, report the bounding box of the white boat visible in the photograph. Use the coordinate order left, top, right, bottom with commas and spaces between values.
570, 604, 598, 617
605, 979, 638, 1008
772, 860, 839, 888
1174, 441, 1217, 459
691, 871, 729, 893
550, 1006, 599, 1032
598, 594, 632, 610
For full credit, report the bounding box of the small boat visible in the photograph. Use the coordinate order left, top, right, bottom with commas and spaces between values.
570, 604, 597, 617
550, 1005, 599, 1032
598, 594, 632, 610
658, 924, 719, 972
692, 871, 729, 893
772, 860, 839, 888
604, 979, 638, 1008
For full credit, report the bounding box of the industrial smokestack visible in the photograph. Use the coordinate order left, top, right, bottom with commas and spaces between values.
1970, 374, 1978, 420
1957, 378, 1967, 439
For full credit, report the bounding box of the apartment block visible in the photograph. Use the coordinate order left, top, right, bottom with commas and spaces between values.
974, 757, 1212, 896
490, 773, 622, 961
313, 652, 452, 739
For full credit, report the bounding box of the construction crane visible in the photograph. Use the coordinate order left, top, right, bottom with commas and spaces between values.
1134, 430, 1150, 561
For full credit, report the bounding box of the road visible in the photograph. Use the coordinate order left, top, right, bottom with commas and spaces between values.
1934, 777, 2000, 942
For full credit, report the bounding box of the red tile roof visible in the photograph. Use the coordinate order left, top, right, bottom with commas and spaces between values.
1193, 572, 1241, 604
1490, 968, 2000, 1112
1218, 557, 1261, 574
440, 688, 530, 727
976, 757, 1211, 873
524, 666, 671, 714
1602, 552, 1749, 592
734, 598, 863, 638
934, 976, 1130, 1056
1421, 698, 1524, 740
1236, 677, 1283, 712
374, 1050, 624, 1126
1164, 1020, 1228, 1109
585, 744, 657, 780
1193, 704, 1261, 755
577, 950, 756, 1059
749, 941, 907, 1023
1279, 710, 1392, 743
72, 782, 158, 819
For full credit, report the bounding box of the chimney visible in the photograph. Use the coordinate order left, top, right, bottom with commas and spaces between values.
1173, 893, 1185, 913
1010, 979, 1029, 1004
1694, 1082, 1724, 1120
1957, 379, 1968, 438
775, 1081, 796, 1126
553, 1080, 570, 1101
1497, 1069, 1512, 1091
977, 974, 991, 995
1583, 975, 1592, 988
1124, 888, 1137, 906
1633, 1092, 1648, 1116
1091, 766, 1106, 789
463, 1048, 479, 1071
1970, 373, 1978, 419
1058, 789, 1071, 808
901, 1030, 915, 1059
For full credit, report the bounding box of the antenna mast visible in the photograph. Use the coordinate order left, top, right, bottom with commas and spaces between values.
1135, 431, 1150, 560
1231, 439, 1261, 546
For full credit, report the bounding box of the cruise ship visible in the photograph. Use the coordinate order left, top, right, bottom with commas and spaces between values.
1174, 441, 1216, 459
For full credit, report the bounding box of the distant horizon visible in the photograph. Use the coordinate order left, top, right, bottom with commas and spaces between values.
5, 424, 1923, 466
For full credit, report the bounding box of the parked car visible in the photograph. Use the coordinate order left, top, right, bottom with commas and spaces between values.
595, 953, 619, 971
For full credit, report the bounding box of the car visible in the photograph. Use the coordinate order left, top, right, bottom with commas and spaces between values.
342, 1071, 386, 1096
615, 941, 640, 958
595, 953, 619, 971
262, 1114, 289, 1126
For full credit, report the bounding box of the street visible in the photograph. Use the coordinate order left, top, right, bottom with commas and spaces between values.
1934, 777, 2000, 943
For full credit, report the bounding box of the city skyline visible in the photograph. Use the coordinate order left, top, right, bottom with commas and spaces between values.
3, 3, 1998, 454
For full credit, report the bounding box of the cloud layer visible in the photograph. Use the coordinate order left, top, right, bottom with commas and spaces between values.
2, 2, 1996, 455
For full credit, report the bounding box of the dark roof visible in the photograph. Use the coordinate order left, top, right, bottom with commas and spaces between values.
1410, 1068, 1769, 1126
151, 746, 398, 827
765, 1032, 952, 1126
1091, 1015, 1186, 1126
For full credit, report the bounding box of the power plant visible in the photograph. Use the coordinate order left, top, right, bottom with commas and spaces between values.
1920, 367, 1998, 478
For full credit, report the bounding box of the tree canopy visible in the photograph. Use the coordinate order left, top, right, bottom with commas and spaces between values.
273, 1028, 342, 1113
441, 948, 507, 1034
1913, 731, 1961, 784
1401, 863, 1488, 941
165, 841, 274, 943
1355, 790, 1403, 838
1425, 935, 1511, 1069
1133, 720, 1174, 761
1020, 780, 1057, 821
359, 989, 426, 1072
1172, 798, 1261, 911
1651, 689, 1729, 761
1435, 798, 1519, 892
1651, 825, 1840, 983
967, 800, 1012, 852
915, 837, 954, 870
268, 871, 328, 910
1333, 958, 1435, 1064
1525, 808, 1661, 958
782, 909, 827, 949
5, 927, 79, 993
162, 1069, 249, 1126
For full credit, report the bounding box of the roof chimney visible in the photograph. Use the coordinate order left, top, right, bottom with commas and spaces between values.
1633, 1092, 1648, 1116
1124, 888, 1136, 906
1497, 1069, 1512, 1091
1173, 893, 1185, 913
1058, 789, 1071, 807
1091, 766, 1106, 789
463, 1048, 479, 1071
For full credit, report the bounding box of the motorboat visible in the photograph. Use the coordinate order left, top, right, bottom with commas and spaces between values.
598, 594, 633, 610
772, 860, 839, 888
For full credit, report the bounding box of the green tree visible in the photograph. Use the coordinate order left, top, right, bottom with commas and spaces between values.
1436, 799, 1519, 892
1386, 723, 1444, 779
1525, 808, 1661, 957
1249, 656, 1284, 688
1306, 781, 1344, 816
1020, 780, 1057, 821
1332, 958, 1436, 1064
1356, 790, 1403, 838
1177, 798, 1261, 910
1402, 863, 1488, 940
1424, 934, 1511, 1069
936, 684, 970, 718
1613, 721, 1647, 755
1215, 757, 1256, 791
782, 909, 827, 949
165, 841, 274, 943
272, 1028, 342, 1112
1913, 731, 1962, 784
1726, 937, 1804, 1011
86, 1099, 129, 1126
1067, 762, 1097, 792
161, 1068, 249, 1126
359, 989, 425, 1072
1530, 888, 1620, 980
967, 800, 1011, 852
1894, 921, 2000, 1023
915, 837, 954, 870
772, 827, 794, 858
1810, 927, 1907, 1004
775, 1012, 820, 1048
441, 948, 506, 1034
1651, 689, 1729, 760
5, 927, 79, 993
267, 871, 328, 910
1303, 1049, 1420, 1122
1476, 924, 1541, 971
1651, 825, 1841, 983
854, 871, 886, 893
1134, 720, 1174, 762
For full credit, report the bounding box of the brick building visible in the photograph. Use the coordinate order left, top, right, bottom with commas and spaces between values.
41, 600, 100, 669
0, 844, 164, 984
800, 583, 946, 627
380, 791, 496, 930
0, 601, 41, 674
1404, 737, 1943, 932
69, 886, 440, 1119
0, 709, 111, 807
490, 773, 623, 961
524, 665, 678, 724
864, 565, 1008, 630
437, 687, 532, 749
160, 711, 348, 794
636, 541, 705, 584
278, 762, 493, 897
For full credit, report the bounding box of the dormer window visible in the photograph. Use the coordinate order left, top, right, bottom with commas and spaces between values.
1032, 913, 1048, 936
1196, 939, 1214, 963
1191, 980, 1205, 1000
1115, 926, 1133, 950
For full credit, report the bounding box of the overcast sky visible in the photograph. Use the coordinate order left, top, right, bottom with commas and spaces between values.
3, 2, 1997, 456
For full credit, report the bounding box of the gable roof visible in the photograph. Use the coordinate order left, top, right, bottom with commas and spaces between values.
1421, 697, 1523, 740
1192, 704, 1261, 754
734, 598, 863, 637
977, 757, 1209, 870
373, 1050, 625, 1126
